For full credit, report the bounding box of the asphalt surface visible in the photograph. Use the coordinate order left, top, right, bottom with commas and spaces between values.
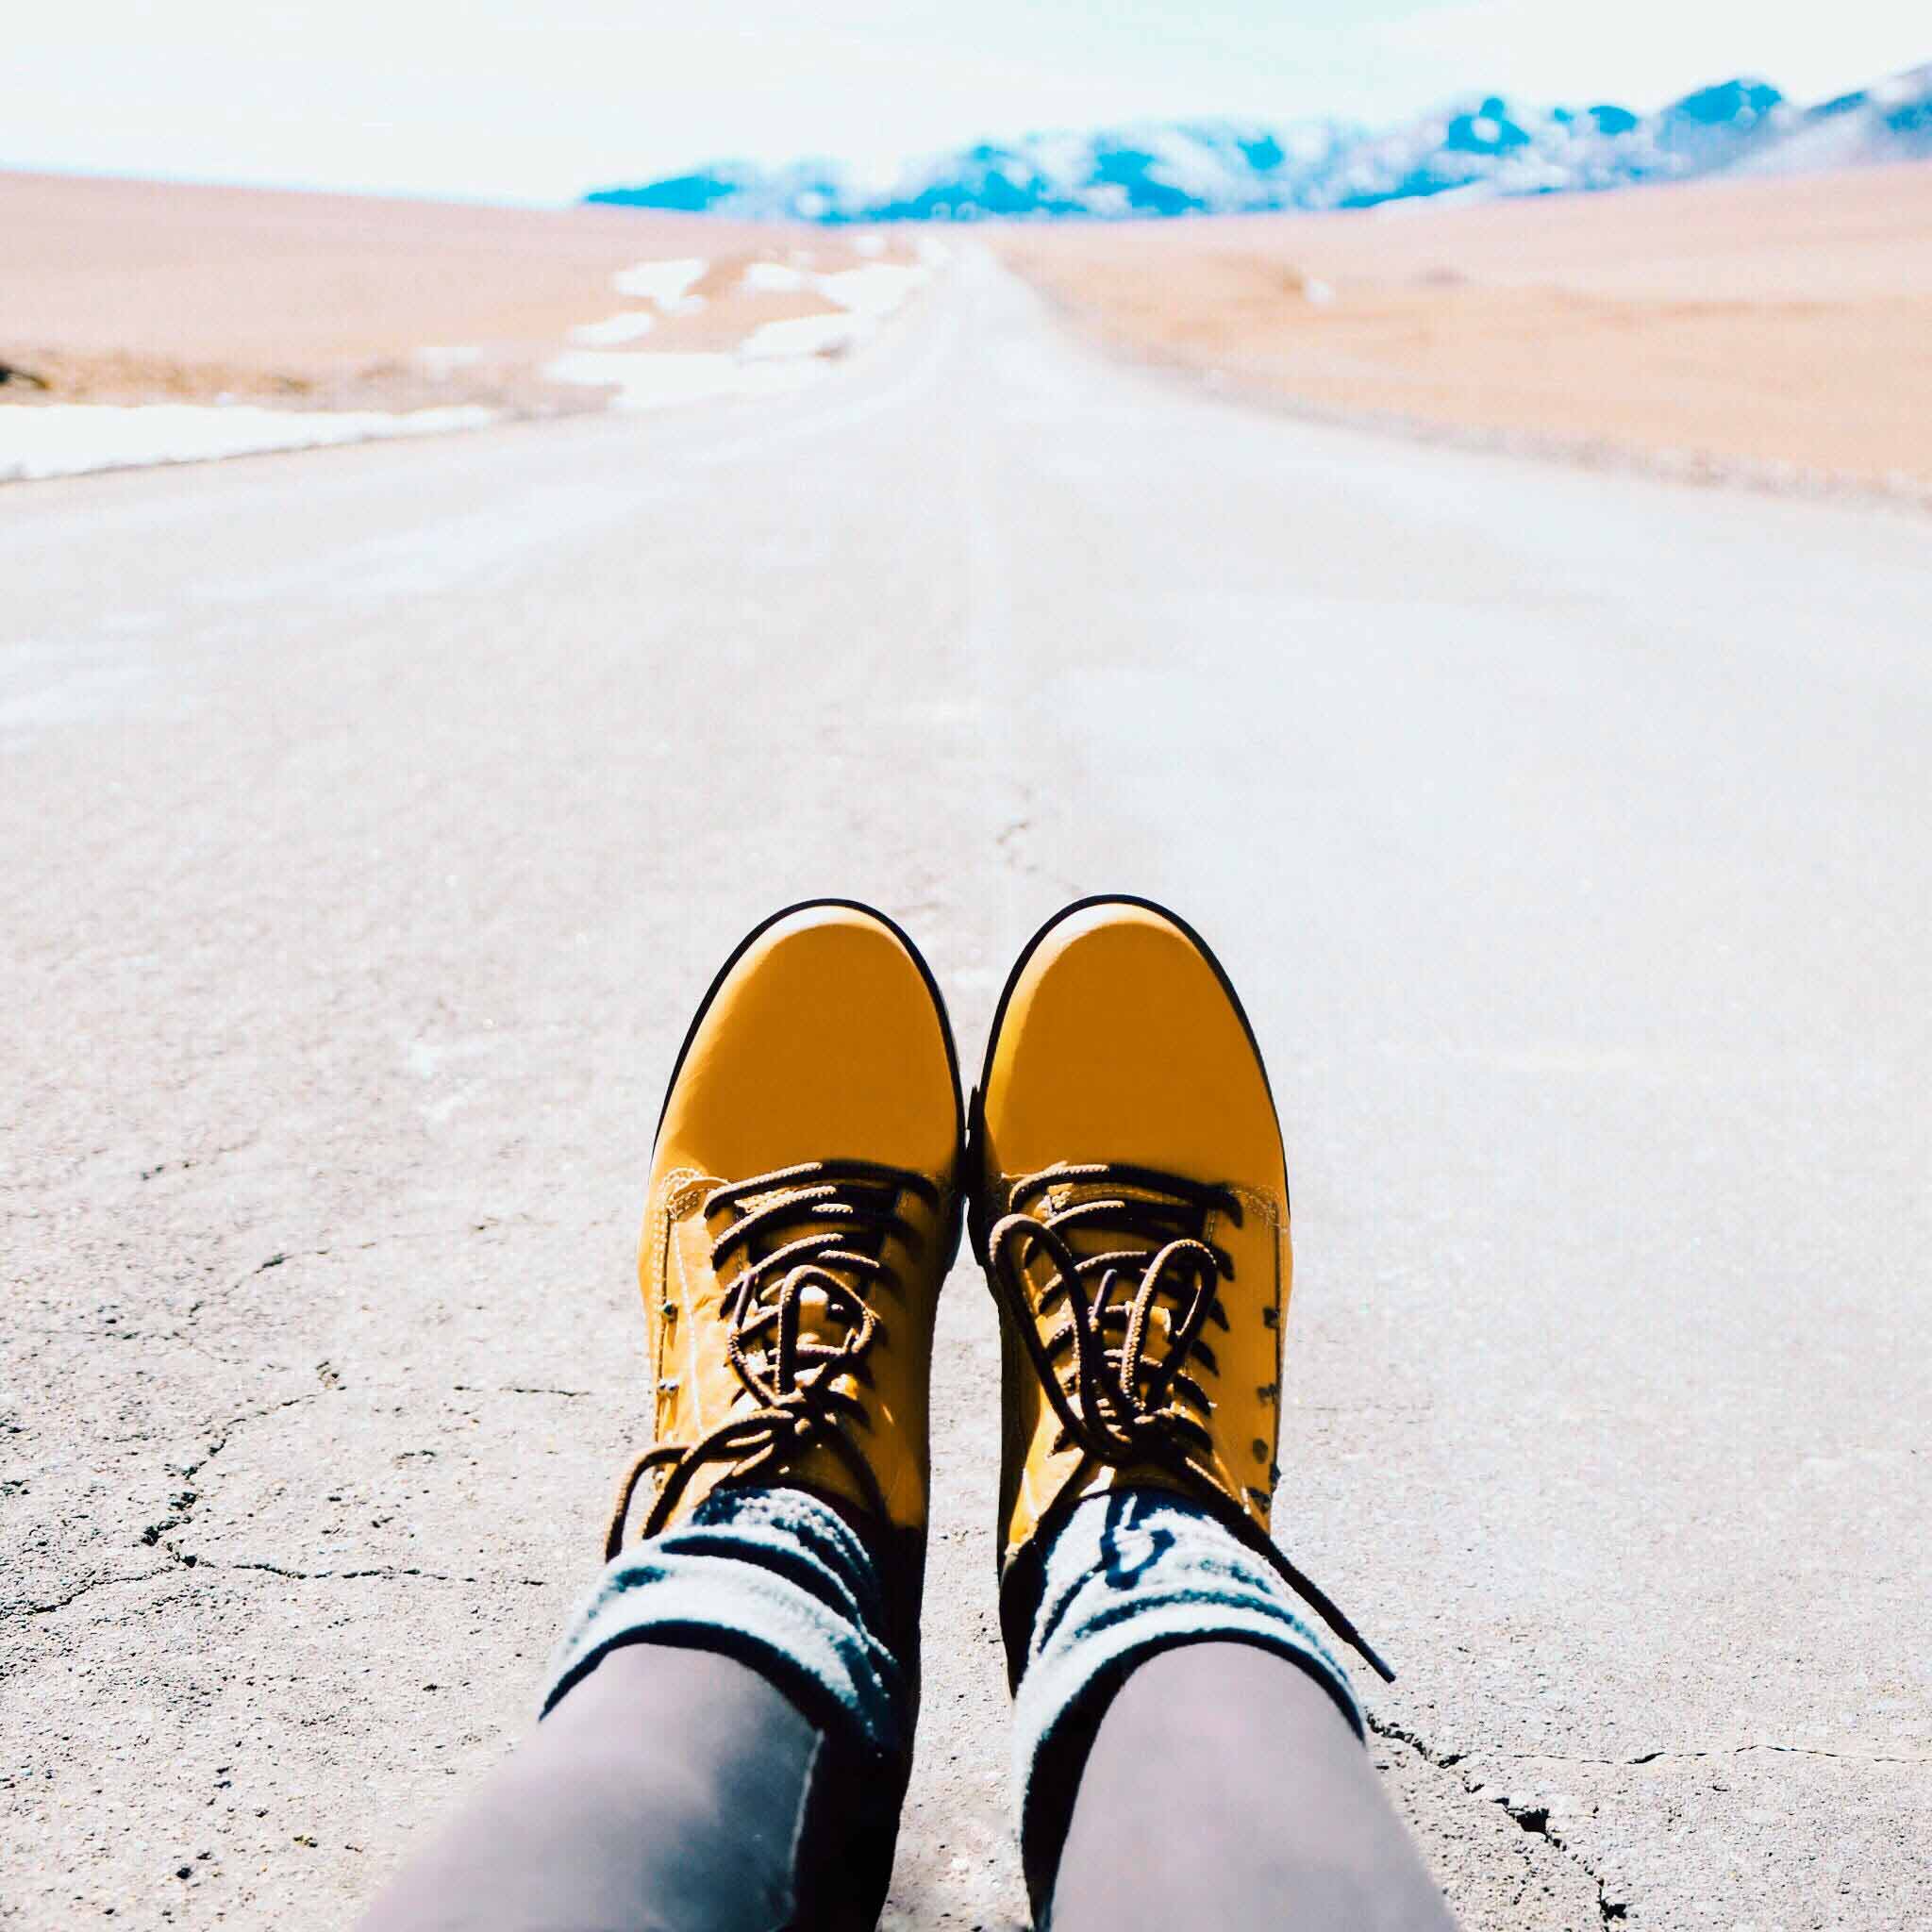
5, 250, 1928, 1931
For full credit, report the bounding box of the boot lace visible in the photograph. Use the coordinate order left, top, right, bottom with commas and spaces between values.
987, 1161, 1394, 1682
987, 1163, 1238, 1467
607, 1158, 936, 1556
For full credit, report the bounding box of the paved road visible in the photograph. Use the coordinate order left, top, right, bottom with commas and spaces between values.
6, 253, 1928, 1931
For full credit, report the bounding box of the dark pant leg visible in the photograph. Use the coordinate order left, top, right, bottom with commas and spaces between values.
1044, 1641, 1457, 1931
358, 1642, 902, 1932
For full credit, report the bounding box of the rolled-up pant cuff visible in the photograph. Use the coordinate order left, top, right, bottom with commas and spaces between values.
1010, 1488, 1363, 1898
540, 1484, 914, 1772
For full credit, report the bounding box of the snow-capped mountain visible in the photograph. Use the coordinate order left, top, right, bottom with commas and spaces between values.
1730, 62, 1932, 175
586, 65, 1931, 223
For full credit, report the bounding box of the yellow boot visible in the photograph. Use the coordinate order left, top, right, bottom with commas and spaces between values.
608, 900, 963, 1557
972, 894, 1389, 1677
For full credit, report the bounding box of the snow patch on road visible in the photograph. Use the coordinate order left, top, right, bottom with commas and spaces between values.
0, 402, 497, 483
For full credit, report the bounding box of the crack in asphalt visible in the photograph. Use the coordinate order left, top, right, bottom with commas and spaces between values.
13, 1558, 552, 1615
452, 1384, 591, 1399
5, 1396, 318, 1619
1367, 1710, 1632, 1924
210, 1560, 549, 1587
180, 1217, 557, 1324
142, 1386, 562, 1584
142, 1393, 323, 1557
17, 1366, 611, 1624
1501, 1741, 1932, 1768
17, 1568, 179, 1618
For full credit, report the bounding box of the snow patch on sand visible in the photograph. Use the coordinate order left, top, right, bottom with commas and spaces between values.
0, 402, 496, 483
813, 261, 930, 319
567, 311, 658, 345
547, 244, 939, 410
734, 256, 932, 335
738, 313, 867, 360
612, 258, 708, 312
740, 261, 810, 294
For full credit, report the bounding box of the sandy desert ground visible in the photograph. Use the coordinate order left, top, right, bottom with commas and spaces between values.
997, 161, 1932, 497
8, 164, 1929, 496
0, 172, 916, 416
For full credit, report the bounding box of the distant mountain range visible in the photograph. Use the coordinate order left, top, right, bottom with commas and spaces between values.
587, 63, 1932, 223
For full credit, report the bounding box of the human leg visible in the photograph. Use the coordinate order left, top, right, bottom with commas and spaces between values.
972, 898, 1455, 1925
362, 902, 964, 1928
1008, 1490, 1453, 1929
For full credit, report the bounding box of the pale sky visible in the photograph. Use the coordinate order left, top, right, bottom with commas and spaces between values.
7, 0, 1926, 204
